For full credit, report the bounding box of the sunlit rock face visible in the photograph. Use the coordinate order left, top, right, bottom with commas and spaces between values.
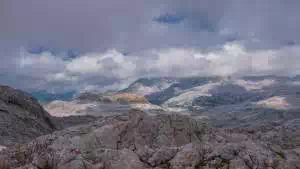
45, 92, 165, 117
110, 93, 149, 104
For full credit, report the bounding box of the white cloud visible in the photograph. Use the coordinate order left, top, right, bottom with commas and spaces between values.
46, 73, 78, 82
66, 50, 137, 78
12, 42, 300, 92
17, 48, 65, 70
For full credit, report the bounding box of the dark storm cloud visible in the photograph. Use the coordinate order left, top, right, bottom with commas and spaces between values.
0, 0, 232, 52
1, 0, 151, 51
1, 0, 300, 51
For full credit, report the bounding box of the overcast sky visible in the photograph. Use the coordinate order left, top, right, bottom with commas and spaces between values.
1, 0, 300, 93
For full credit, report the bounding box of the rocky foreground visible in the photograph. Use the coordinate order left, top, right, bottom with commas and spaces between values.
0, 109, 299, 169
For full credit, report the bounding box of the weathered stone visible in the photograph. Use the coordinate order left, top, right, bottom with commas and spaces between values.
0, 109, 299, 169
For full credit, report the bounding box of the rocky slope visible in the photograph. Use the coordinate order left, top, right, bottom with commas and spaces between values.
0, 110, 299, 169
0, 85, 58, 146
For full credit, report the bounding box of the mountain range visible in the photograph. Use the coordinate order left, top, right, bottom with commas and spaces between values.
0, 75, 299, 169
41, 75, 300, 127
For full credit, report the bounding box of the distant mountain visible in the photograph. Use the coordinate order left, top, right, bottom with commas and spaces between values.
124, 75, 300, 108
121, 76, 221, 104
120, 75, 300, 127
31, 90, 76, 103
31, 75, 300, 128
162, 79, 271, 110
146, 76, 221, 104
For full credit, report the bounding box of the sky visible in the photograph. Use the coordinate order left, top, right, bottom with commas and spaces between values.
1, 0, 300, 93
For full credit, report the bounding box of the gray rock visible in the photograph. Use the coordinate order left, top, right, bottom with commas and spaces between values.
0, 85, 58, 146
1, 109, 298, 169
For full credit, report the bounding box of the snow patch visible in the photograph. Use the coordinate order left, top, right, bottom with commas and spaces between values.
45, 100, 97, 117
0, 145, 7, 152
234, 79, 276, 91
164, 107, 189, 112
130, 103, 164, 111
255, 96, 290, 110
128, 79, 174, 96
164, 82, 221, 107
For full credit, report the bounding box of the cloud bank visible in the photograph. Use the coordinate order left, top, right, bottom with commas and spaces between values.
4, 42, 299, 92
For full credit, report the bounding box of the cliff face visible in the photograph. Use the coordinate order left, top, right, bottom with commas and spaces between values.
1, 110, 299, 169
0, 85, 58, 146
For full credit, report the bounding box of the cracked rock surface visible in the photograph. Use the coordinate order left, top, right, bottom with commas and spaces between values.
1, 110, 299, 169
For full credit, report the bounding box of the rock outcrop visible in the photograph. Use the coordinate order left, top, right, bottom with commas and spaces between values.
0, 85, 58, 146
1, 110, 299, 169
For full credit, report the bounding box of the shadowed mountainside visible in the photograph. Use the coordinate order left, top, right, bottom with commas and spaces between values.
0, 85, 58, 146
